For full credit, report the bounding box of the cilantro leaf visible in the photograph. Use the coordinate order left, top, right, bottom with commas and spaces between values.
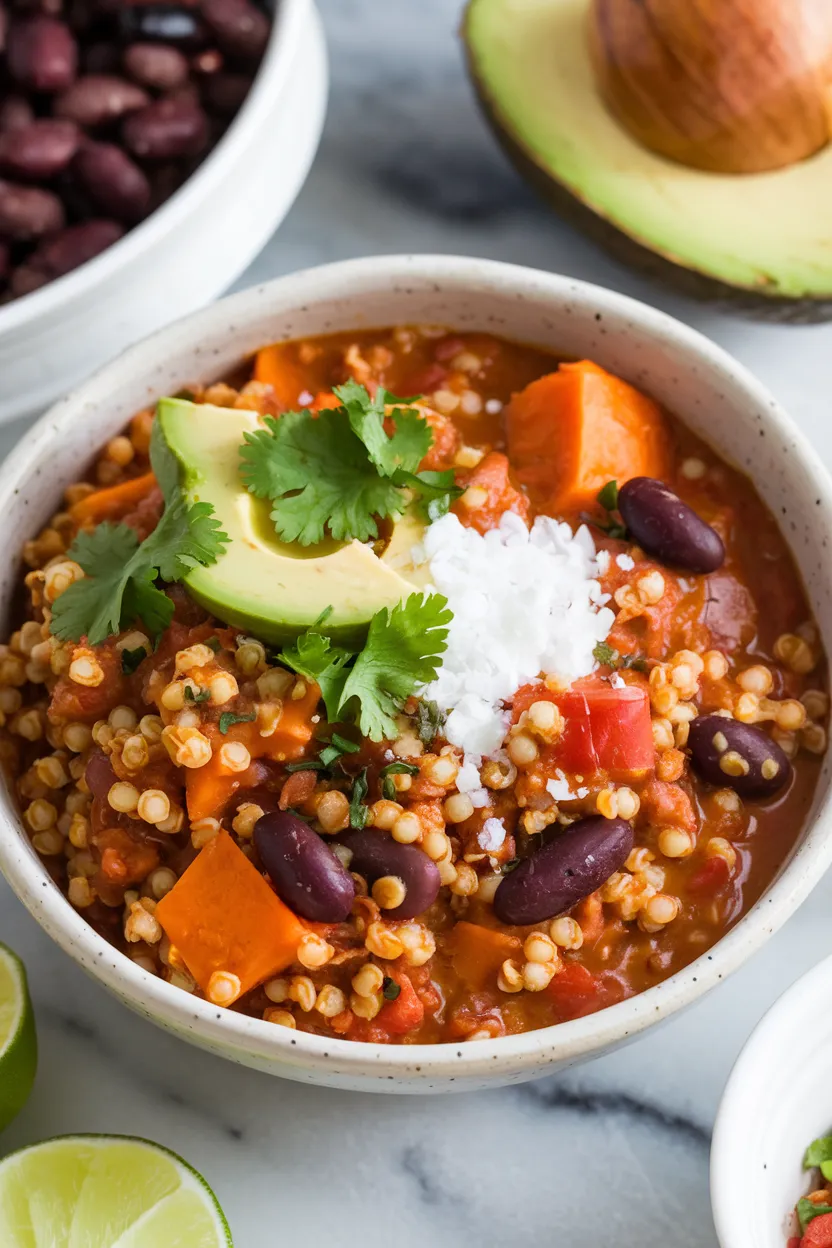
380, 760, 420, 800
284, 760, 326, 773
121, 645, 148, 675
382, 977, 401, 1001
51, 424, 229, 646
338, 593, 451, 742
415, 698, 446, 746
218, 711, 256, 735
184, 685, 211, 704
593, 641, 619, 667
279, 631, 352, 723
335, 381, 431, 478
318, 732, 360, 768
239, 407, 406, 546
393, 468, 464, 522
797, 1198, 832, 1234
597, 480, 619, 512
349, 768, 369, 829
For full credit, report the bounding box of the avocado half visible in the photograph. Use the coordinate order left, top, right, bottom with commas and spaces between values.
465, 0, 832, 322
157, 398, 429, 647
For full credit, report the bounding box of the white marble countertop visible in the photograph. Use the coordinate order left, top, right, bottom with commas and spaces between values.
2, 2, 832, 1244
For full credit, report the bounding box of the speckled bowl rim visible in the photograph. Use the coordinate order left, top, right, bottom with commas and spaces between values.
0, 0, 306, 333
1, 254, 831, 1088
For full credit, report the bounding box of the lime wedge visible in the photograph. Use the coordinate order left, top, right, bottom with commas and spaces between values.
0, 942, 36, 1132
0, 1135, 233, 1246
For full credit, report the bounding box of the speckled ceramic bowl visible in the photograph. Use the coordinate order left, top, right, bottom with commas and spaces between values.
0, 256, 830, 1093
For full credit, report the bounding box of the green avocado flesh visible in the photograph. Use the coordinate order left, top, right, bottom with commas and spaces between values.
466, 0, 832, 301
157, 398, 429, 646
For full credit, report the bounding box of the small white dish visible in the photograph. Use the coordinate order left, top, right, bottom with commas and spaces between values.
1, 254, 831, 1093
712, 954, 832, 1248
0, 0, 328, 427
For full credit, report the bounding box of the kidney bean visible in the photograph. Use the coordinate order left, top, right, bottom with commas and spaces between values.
10, 263, 49, 296
201, 70, 249, 114
122, 95, 208, 159
494, 817, 634, 925
0, 4, 7, 55
254, 811, 356, 923
55, 74, 150, 127
0, 180, 65, 238
123, 41, 190, 91
342, 829, 441, 921
116, 5, 208, 49
73, 140, 150, 222
27, 217, 124, 277
0, 240, 10, 284
201, 0, 269, 60
617, 477, 725, 574
0, 119, 80, 180
0, 96, 35, 133
687, 713, 792, 798
7, 15, 78, 92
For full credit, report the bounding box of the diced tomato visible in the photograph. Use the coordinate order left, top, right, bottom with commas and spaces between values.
641, 779, 696, 834
377, 970, 424, 1036
686, 856, 731, 896
804, 1214, 832, 1247
547, 962, 601, 1021
513, 677, 654, 776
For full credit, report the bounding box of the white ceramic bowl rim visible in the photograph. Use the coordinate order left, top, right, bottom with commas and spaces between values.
0, 0, 304, 334
3, 254, 832, 1083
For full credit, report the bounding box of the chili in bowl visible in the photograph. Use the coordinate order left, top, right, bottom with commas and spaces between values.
0, 255, 829, 1091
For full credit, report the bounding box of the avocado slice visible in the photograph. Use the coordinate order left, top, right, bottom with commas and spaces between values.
465, 0, 832, 321
157, 398, 429, 647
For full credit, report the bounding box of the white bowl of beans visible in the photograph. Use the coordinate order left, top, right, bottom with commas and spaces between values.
0, 254, 830, 1093
0, 0, 327, 426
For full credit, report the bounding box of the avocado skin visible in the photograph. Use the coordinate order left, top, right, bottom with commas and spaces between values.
463, 3, 832, 325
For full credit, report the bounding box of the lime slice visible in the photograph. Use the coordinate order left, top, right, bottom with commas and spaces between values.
0, 1135, 233, 1246
0, 942, 36, 1132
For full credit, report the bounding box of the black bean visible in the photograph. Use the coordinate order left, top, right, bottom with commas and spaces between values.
341, 829, 441, 921
116, 5, 208, 50
617, 477, 725, 574
687, 713, 792, 798
494, 816, 634, 925
255, 812, 355, 923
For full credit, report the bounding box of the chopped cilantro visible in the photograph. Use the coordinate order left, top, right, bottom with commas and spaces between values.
318, 732, 360, 768
593, 641, 649, 674
349, 768, 370, 829
379, 760, 419, 800
279, 630, 352, 723
218, 710, 256, 735
284, 759, 326, 773
597, 480, 619, 511
382, 977, 401, 1001
120, 645, 148, 675
238, 382, 459, 546
338, 593, 451, 742
415, 698, 446, 746
51, 421, 229, 645
206, 636, 222, 653
184, 685, 210, 704
798, 1198, 832, 1234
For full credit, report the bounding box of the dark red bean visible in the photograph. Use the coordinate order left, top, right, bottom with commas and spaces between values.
617, 477, 725, 574
341, 829, 441, 921
81, 40, 120, 74
0, 118, 80, 180
28, 217, 124, 276
54, 73, 150, 127
687, 714, 792, 798
83, 748, 117, 800
201, 0, 268, 59
0, 96, 35, 133
201, 70, 249, 114
73, 140, 150, 222
0, 179, 65, 238
10, 263, 51, 296
122, 95, 208, 159
116, 5, 208, 49
123, 41, 189, 91
254, 812, 356, 923
7, 15, 78, 91
0, 240, 10, 283
494, 817, 634, 925
0, 4, 7, 55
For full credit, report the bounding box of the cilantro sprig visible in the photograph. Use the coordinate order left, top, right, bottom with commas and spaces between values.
51, 422, 229, 646
279, 592, 451, 742
239, 382, 462, 546
593, 641, 649, 673
585, 479, 627, 540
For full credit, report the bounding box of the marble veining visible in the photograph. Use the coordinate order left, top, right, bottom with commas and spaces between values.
1, 1, 832, 1244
